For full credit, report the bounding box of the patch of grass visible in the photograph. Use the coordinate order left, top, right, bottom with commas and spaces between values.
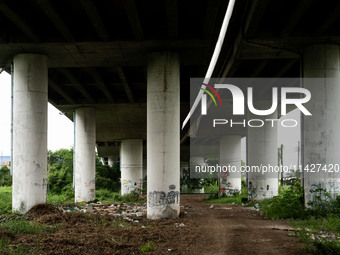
0, 219, 57, 234
113, 192, 146, 204
95, 189, 116, 203
204, 185, 248, 205
313, 240, 340, 255
204, 182, 219, 194
291, 215, 340, 235
140, 241, 157, 253
47, 192, 74, 205
0, 186, 12, 215
290, 215, 340, 254
0, 238, 40, 255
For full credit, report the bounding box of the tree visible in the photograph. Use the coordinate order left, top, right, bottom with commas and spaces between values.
0, 165, 12, 186
47, 149, 73, 193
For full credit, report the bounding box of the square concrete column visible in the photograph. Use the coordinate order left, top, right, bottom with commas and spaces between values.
74, 107, 96, 202
303, 44, 340, 205
247, 102, 278, 200
12, 54, 48, 213
220, 135, 242, 196
120, 139, 143, 195
147, 52, 180, 219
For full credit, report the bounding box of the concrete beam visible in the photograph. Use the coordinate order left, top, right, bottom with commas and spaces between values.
0, 1, 40, 42
48, 78, 75, 105
123, 0, 144, 41
87, 68, 114, 103
116, 67, 135, 103
36, 0, 75, 42
166, 0, 178, 39
59, 68, 95, 104
80, 0, 109, 41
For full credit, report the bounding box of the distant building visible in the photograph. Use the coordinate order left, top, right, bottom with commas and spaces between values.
0, 156, 11, 168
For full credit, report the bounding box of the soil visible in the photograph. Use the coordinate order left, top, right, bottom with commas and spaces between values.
1, 196, 310, 255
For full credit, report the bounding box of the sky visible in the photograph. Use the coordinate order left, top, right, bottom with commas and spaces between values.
0, 72, 74, 156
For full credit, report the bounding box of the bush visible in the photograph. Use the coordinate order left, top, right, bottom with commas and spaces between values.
259, 180, 305, 219
47, 149, 73, 193
47, 149, 121, 194
0, 166, 12, 187
95, 160, 120, 192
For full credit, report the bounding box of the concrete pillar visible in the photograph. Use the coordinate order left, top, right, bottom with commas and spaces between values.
220, 135, 242, 196
108, 155, 118, 167
248, 102, 278, 200
189, 157, 205, 193
12, 54, 48, 213
303, 44, 340, 205
147, 52, 180, 220
74, 107, 96, 202
120, 139, 143, 195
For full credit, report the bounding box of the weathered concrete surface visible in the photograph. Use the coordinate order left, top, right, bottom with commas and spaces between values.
12, 54, 48, 213
75, 107, 96, 202
147, 52, 180, 220
220, 135, 242, 195
247, 102, 278, 200
303, 44, 340, 205
120, 139, 143, 195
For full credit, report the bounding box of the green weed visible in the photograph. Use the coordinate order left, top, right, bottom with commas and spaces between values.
140, 241, 157, 253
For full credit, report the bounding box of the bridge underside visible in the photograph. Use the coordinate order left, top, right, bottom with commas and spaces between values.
2, 0, 340, 218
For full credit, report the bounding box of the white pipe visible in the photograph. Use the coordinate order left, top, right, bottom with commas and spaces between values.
181, 0, 236, 129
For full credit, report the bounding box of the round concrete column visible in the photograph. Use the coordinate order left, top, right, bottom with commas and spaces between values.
147, 52, 180, 219
12, 54, 48, 213
220, 135, 242, 195
189, 157, 205, 193
120, 139, 143, 195
247, 102, 278, 200
108, 155, 118, 167
303, 44, 340, 205
74, 107, 96, 202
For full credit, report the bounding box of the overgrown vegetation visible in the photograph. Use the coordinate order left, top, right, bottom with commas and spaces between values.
47, 149, 121, 194
0, 166, 11, 187
258, 179, 340, 254
180, 166, 216, 193
259, 179, 305, 219
0, 186, 12, 215
205, 185, 248, 205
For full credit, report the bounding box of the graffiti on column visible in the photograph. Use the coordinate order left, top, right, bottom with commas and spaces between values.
248, 181, 257, 200
148, 185, 179, 207
309, 182, 340, 207
122, 179, 139, 194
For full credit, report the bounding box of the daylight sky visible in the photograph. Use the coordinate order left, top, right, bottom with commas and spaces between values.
0, 72, 74, 156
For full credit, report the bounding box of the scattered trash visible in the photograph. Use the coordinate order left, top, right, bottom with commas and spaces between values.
60, 202, 147, 218
175, 223, 185, 227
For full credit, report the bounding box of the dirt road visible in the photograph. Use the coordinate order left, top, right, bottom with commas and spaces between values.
1, 197, 310, 254
184, 196, 309, 255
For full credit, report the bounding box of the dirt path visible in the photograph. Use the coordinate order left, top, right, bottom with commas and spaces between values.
183, 196, 309, 255
1, 197, 310, 254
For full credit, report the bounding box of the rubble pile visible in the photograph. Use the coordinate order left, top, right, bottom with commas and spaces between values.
61, 202, 147, 218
